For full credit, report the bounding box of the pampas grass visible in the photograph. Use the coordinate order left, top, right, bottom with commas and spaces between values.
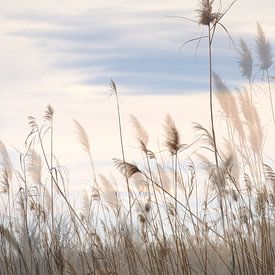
256, 22, 273, 72
238, 39, 253, 82
1, 3, 275, 275
256, 22, 275, 126
197, 0, 236, 169
163, 114, 182, 156
130, 115, 149, 155
74, 119, 91, 154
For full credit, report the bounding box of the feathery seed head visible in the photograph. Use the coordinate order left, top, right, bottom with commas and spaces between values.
110, 79, 117, 95
27, 149, 42, 185
256, 22, 273, 71
214, 74, 245, 139
74, 119, 91, 154
44, 104, 54, 121
164, 114, 182, 155
113, 158, 141, 178
28, 116, 37, 130
0, 168, 9, 193
238, 39, 253, 80
130, 115, 149, 154
99, 174, 119, 208
239, 88, 263, 154
0, 141, 13, 185
197, 0, 220, 25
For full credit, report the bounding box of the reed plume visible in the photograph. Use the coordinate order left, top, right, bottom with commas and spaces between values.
27, 149, 42, 185
238, 39, 253, 81
44, 104, 54, 122
197, 0, 219, 26
131, 172, 149, 193
99, 175, 119, 208
256, 22, 273, 71
163, 114, 182, 156
113, 158, 141, 178
193, 122, 215, 152
0, 141, 13, 182
0, 168, 9, 193
213, 73, 245, 139
74, 119, 91, 154
130, 114, 149, 154
256, 22, 275, 127
239, 88, 263, 155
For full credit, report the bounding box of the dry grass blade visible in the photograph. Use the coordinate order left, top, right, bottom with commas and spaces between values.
74, 119, 91, 154
256, 22, 273, 71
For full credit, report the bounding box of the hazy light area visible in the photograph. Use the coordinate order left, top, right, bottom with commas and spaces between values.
0, 0, 275, 195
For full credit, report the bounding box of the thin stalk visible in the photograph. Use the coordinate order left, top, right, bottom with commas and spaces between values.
35, 125, 104, 271
111, 81, 133, 230
208, 23, 219, 168
50, 119, 54, 235
145, 155, 166, 242
174, 153, 178, 226
266, 70, 275, 127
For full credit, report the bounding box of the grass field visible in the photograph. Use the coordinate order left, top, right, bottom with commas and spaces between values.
1, 1, 275, 274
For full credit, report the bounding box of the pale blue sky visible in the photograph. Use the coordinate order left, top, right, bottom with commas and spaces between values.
3, 1, 255, 94
1, 0, 275, 97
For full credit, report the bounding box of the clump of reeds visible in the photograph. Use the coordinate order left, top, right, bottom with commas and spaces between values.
1, 2, 275, 275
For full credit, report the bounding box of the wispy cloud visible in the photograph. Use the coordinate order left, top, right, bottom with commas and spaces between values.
7, 6, 243, 95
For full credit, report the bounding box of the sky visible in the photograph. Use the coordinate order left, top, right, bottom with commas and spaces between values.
0, 0, 275, 194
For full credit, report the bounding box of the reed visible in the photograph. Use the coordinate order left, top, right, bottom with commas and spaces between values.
0, 1, 275, 274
